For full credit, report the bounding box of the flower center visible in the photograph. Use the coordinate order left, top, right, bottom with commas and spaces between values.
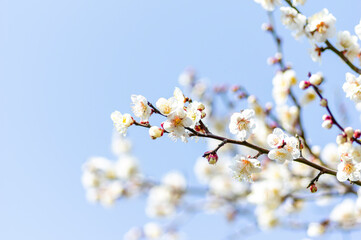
316, 22, 327, 34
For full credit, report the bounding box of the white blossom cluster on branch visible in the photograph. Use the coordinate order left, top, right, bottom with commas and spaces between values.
81, 0, 361, 239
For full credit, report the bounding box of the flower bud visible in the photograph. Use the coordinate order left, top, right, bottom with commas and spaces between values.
231, 85, 240, 92
247, 95, 257, 104
322, 120, 332, 129
149, 126, 164, 139
201, 111, 206, 119
336, 134, 347, 145
299, 81, 310, 90
203, 151, 218, 165
197, 103, 205, 111
354, 129, 361, 139
320, 98, 328, 107
309, 72, 324, 85
261, 23, 273, 31
310, 184, 317, 193
344, 127, 354, 139
322, 114, 331, 121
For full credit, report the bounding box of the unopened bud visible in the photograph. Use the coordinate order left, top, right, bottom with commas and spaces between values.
203, 151, 218, 165
261, 23, 273, 31
309, 72, 324, 85
299, 81, 311, 90
344, 127, 354, 139
231, 85, 240, 92
322, 120, 333, 129
310, 184, 318, 193
247, 95, 257, 104
354, 129, 361, 139
322, 114, 331, 121
149, 126, 164, 139
336, 134, 347, 145
197, 103, 205, 111
320, 98, 328, 107
201, 111, 206, 119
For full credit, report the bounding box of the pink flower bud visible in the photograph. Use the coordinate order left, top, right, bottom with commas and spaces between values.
354, 129, 361, 139
322, 114, 331, 121
299, 81, 311, 90
203, 151, 218, 165
310, 184, 317, 193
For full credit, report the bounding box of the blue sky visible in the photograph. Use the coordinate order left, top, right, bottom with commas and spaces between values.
1, 0, 361, 239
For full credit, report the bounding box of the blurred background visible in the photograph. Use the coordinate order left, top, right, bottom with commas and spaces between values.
1, 0, 361, 239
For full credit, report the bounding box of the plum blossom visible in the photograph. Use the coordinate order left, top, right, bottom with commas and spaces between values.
307, 222, 326, 237
336, 158, 361, 182
292, 0, 306, 5
267, 128, 300, 163
186, 101, 204, 127
162, 107, 193, 142
342, 72, 361, 103
230, 155, 262, 182
280, 7, 306, 38
309, 44, 323, 62
330, 199, 361, 228
306, 9, 336, 42
156, 97, 178, 116
254, 0, 281, 11
229, 109, 256, 141
336, 31, 360, 60
272, 70, 297, 104
131, 95, 152, 123
110, 111, 134, 136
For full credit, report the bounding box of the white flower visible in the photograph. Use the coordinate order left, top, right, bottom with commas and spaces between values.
248, 181, 284, 209
162, 107, 192, 142
156, 97, 178, 116
267, 128, 287, 148
336, 31, 360, 60
209, 175, 248, 199
173, 87, 186, 107
309, 44, 323, 62
321, 143, 339, 168
146, 186, 178, 218
267, 128, 300, 163
280, 7, 306, 38
306, 9, 336, 42
355, 19, 361, 40
254, 0, 281, 11
292, 0, 306, 5
229, 109, 256, 141
256, 207, 279, 230
131, 95, 152, 123
178, 70, 195, 87
149, 126, 164, 139
272, 70, 297, 104
230, 155, 261, 182
162, 171, 187, 192
115, 156, 139, 179
186, 101, 203, 127
143, 222, 163, 239
343, 72, 361, 103
307, 222, 326, 237
277, 105, 299, 131
110, 111, 134, 136
336, 158, 361, 182
330, 199, 360, 228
